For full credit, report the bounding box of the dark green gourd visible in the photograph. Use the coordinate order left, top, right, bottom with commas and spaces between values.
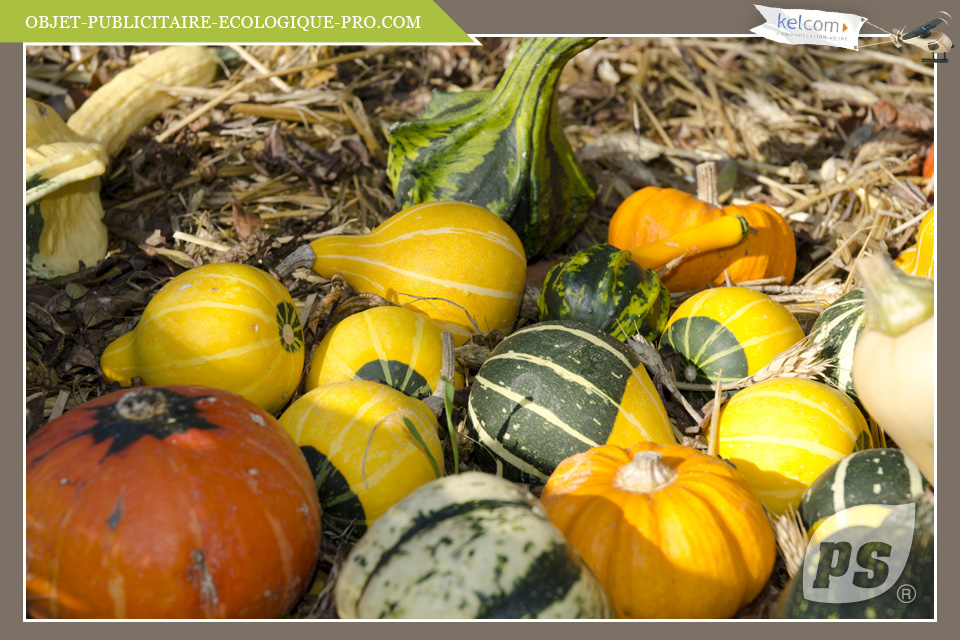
537, 244, 670, 343
387, 38, 602, 259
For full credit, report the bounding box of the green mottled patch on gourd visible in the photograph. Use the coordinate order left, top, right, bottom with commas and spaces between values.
387, 38, 601, 259
275, 301, 304, 354
660, 317, 749, 391
300, 445, 367, 541
354, 360, 431, 398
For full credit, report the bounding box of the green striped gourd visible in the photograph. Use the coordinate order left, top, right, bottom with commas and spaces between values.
777, 496, 934, 619
334, 472, 613, 619
278, 381, 443, 542
277, 201, 526, 347
537, 244, 670, 343
100, 263, 304, 414
468, 321, 676, 484
659, 286, 805, 395
305, 305, 462, 397
799, 448, 930, 534
387, 38, 602, 259
808, 289, 866, 406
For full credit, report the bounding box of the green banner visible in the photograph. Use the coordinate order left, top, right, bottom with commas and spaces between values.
12, 0, 475, 43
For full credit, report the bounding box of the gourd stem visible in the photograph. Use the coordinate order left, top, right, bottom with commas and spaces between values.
857, 253, 934, 337
614, 451, 677, 493
696, 162, 720, 207
629, 215, 749, 271
277, 244, 318, 278
424, 331, 456, 418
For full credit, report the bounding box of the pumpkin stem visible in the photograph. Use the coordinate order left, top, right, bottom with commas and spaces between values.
614, 451, 677, 493
277, 244, 317, 278
696, 162, 720, 207
115, 388, 168, 421
857, 253, 934, 337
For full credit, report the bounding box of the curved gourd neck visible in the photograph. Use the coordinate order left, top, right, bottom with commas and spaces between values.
488, 38, 603, 109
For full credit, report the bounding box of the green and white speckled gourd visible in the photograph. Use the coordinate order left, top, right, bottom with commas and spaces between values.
386, 37, 602, 259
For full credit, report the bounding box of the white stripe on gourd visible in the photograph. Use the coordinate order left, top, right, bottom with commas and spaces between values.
720, 436, 848, 465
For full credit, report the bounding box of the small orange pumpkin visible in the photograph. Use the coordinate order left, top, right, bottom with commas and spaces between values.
26, 386, 322, 619
608, 165, 796, 292
540, 442, 777, 619
922, 142, 934, 197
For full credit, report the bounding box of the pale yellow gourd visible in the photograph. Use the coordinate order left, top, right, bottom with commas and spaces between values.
279, 201, 527, 346
852, 254, 935, 483
100, 263, 304, 414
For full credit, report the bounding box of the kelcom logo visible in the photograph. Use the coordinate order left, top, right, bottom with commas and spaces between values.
777, 13, 848, 33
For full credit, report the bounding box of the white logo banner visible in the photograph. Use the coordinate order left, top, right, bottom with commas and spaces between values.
752, 5, 867, 50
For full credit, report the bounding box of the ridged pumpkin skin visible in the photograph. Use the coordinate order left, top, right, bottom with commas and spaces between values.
799, 448, 930, 534
278, 381, 443, 541
608, 187, 796, 292
26, 386, 322, 619
100, 263, 304, 414
305, 306, 462, 396
541, 442, 776, 619
306, 201, 526, 346
712, 378, 873, 516
894, 208, 934, 278
659, 287, 805, 392
335, 472, 613, 619
537, 243, 670, 343
468, 321, 676, 484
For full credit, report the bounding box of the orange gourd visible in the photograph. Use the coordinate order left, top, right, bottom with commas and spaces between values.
922, 142, 934, 197
540, 442, 777, 619
608, 165, 796, 292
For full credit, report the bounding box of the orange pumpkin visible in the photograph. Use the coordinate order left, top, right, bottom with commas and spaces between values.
540, 442, 777, 619
922, 142, 934, 197
608, 187, 796, 292
26, 386, 322, 619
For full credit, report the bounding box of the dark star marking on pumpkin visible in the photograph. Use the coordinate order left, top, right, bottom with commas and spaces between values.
276, 301, 304, 353
28, 388, 220, 468
300, 445, 367, 541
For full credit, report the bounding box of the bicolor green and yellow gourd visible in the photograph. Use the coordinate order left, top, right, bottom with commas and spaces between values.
807, 289, 866, 407
711, 377, 873, 516
278, 201, 526, 347
279, 381, 444, 541
659, 287, 805, 393
100, 263, 304, 414
468, 321, 676, 483
305, 305, 463, 396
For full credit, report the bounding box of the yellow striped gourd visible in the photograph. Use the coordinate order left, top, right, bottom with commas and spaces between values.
710, 377, 873, 516
659, 287, 805, 393
100, 263, 304, 414
278, 201, 527, 346
278, 381, 444, 541
306, 306, 463, 396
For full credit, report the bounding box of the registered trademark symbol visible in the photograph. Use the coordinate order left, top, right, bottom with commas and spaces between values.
897, 584, 917, 604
